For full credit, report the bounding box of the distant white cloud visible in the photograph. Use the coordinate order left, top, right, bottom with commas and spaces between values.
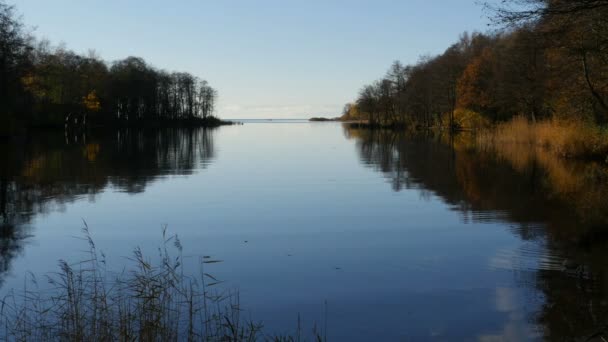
222, 104, 243, 112
218, 103, 342, 119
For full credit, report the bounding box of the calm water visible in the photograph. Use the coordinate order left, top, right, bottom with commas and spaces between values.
1, 121, 608, 341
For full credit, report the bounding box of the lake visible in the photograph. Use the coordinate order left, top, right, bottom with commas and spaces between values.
1, 120, 607, 341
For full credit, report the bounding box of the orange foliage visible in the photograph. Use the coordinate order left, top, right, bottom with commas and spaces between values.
456, 47, 495, 112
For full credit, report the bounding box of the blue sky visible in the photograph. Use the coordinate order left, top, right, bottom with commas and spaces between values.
13, 1, 496, 118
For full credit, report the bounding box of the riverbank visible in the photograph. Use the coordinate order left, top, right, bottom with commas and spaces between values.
344, 114, 608, 162
476, 116, 608, 162
0, 116, 234, 142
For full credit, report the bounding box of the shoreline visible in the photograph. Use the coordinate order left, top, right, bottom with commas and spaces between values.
0, 117, 235, 141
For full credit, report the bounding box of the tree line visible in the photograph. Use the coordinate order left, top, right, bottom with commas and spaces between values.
1, 2, 218, 135
342, 0, 608, 130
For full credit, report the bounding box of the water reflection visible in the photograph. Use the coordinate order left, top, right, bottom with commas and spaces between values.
1, 123, 608, 339
344, 125, 608, 340
0, 128, 216, 284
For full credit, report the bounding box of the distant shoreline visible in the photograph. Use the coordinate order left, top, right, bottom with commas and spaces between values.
308, 117, 341, 122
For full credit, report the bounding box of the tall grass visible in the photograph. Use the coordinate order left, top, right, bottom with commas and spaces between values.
0, 223, 324, 341
477, 116, 608, 160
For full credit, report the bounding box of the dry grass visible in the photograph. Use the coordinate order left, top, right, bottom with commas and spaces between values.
477, 116, 608, 160
0, 223, 325, 342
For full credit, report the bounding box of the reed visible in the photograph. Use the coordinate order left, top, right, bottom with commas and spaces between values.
0, 223, 324, 341
477, 116, 608, 160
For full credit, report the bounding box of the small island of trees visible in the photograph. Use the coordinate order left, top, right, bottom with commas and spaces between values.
1, 2, 228, 138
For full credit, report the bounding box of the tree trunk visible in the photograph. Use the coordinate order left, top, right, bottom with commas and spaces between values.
582, 51, 608, 123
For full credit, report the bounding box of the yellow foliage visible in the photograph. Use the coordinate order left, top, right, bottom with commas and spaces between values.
340, 103, 363, 121
441, 109, 491, 131
83, 91, 101, 112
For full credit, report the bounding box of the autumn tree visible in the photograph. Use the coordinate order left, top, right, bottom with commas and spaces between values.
457, 47, 496, 117
487, 0, 608, 122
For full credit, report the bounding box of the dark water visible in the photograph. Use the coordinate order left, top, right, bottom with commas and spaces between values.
1, 121, 608, 341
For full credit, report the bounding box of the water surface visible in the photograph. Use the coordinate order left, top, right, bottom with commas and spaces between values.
1, 122, 607, 341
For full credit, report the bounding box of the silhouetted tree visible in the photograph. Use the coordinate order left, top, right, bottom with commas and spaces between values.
0, 2, 220, 134
0, 1, 32, 133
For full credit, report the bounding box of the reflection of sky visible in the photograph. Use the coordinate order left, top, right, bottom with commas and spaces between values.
478, 287, 541, 341
4, 123, 544, 340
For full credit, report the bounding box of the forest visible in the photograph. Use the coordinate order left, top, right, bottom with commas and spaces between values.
0, 2, 221, 137
342, 0, 608, 159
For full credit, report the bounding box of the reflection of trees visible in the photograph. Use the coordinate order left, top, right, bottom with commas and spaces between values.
0, 128, 216, 285
0, 175, 31, 288
101, 128, 216, 192
344, 125, 608, 340
344, 126, 568, 234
